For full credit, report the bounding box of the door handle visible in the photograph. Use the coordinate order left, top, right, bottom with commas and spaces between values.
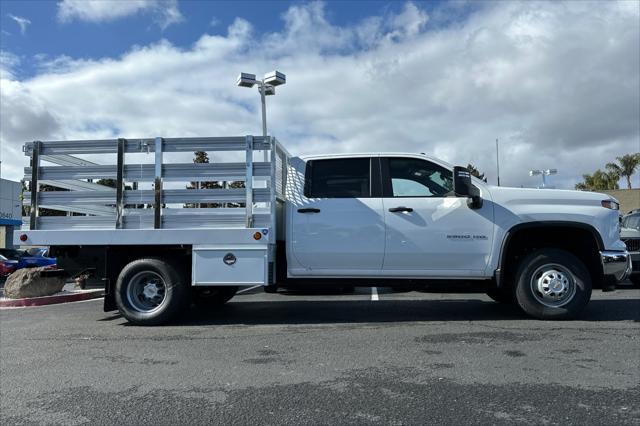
388, 206, 413, 213
298, 208, 321, 213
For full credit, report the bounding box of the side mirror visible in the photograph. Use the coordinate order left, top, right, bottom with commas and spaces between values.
453, 166, 482, 209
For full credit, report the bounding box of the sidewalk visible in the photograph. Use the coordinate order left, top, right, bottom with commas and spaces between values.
0, 283, 104, 308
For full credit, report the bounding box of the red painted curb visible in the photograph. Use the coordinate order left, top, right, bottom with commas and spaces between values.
0, 290, 104, 308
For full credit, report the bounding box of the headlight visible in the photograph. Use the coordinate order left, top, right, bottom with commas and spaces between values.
601, 200, 619, 210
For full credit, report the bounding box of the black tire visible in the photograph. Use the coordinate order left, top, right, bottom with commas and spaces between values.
115, 258, 189, 325
486, 287, 514, 304
514, 249, 591, 320
630, 275, 640, 287
341, 285, 355, 294
263, 284, 278, 293
193, 286, 238, 308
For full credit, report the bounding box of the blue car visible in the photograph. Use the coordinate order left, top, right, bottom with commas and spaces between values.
0, 248, 57, 270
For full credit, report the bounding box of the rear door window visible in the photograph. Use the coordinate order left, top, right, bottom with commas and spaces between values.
305, 158, 371, 198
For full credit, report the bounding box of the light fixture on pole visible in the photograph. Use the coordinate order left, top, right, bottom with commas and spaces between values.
236, 70, 286, 162
529, 169, 557, 188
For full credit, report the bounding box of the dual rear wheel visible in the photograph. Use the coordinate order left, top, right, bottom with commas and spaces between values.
115, 258, 237, 325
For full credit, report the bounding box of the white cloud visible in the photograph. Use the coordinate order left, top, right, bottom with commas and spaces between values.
1, 1, 639, 190
8, 14, 31, 35
57, 0, 183, 29
389, 2, 428, 39
0, 51, 20, 80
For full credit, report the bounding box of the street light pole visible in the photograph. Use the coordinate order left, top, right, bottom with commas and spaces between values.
259, 83, 267, 137
237, 70, 286, 163
259, 82, 268, 161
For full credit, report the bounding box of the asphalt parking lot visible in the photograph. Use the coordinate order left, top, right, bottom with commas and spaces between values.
1, 286, 639, 425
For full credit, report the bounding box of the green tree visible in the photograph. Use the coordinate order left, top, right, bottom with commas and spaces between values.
227, 180, 245, 208
606, 153, 640, 189
466, 163, 487, 182
22, 181, 99, 217
20, 181, 29, 217
186, 151, 222, 208
96, 178, 116, 188
95, 178, 145, 209
36, 184, 68, 217
575, 169, 620, 191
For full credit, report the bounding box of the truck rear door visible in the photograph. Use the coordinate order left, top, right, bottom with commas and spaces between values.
288, 157, 385, 274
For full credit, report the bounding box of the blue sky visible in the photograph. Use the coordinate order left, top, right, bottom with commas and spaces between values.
1, 1, 466, 79
0, 1, 638, 188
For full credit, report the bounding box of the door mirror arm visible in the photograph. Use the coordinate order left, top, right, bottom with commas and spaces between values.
453, 166, 483, 209
467, 194, 483, 209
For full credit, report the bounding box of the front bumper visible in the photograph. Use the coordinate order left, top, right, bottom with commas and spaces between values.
600, 250, 632, 282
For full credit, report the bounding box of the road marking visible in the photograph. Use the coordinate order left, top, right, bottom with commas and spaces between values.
237, 285, 262, 294
371, 287, 379, 301
0, 297, 104, 310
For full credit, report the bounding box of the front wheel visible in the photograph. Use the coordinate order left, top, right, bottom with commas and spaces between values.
514, 249, 591, 320
115, 258, 189, 325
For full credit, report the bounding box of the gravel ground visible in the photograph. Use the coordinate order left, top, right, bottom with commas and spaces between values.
1, 286, 639, 425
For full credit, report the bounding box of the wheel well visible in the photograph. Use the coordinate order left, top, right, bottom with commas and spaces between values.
51, 245, 191, 311
499, 225, 603, 289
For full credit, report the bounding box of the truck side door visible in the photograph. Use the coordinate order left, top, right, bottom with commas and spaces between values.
381, 156, 494, 276
288, 157, 385, 275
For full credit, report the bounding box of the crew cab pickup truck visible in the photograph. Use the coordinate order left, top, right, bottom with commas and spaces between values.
15, 136, 631, 325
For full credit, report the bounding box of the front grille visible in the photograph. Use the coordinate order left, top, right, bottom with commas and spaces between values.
622, 238, 640, 252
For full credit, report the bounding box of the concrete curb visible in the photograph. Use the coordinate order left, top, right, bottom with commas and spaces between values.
0, 289, 104, 308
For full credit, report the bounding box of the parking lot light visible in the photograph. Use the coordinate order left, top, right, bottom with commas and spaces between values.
530, 168, 558, 188
236, 73, 257, 88
237, 70, 286, 161
264, 70, 286, 87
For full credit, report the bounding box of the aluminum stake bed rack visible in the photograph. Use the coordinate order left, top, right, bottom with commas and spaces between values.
19, 135, 289, 298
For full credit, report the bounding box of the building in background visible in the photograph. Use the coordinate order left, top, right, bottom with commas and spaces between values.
601, 189, 640, 215
0, 179, 22, 248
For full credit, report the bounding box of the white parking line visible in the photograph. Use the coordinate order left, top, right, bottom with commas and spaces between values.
371, 287, 379, 301
237, 285, 262, 294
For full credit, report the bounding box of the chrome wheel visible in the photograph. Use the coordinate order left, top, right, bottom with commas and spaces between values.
126, 271, 167, 313
529, 263, 576, 308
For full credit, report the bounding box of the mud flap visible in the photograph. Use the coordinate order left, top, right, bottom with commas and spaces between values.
103, 278, 117, 312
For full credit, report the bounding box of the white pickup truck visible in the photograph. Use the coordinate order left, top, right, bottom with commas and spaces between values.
15, 135, 630, 324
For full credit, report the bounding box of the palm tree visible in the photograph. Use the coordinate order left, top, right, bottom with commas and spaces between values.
606, 153, 640, 189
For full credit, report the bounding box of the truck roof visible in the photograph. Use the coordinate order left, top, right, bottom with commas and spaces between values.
298, 152, 454, 168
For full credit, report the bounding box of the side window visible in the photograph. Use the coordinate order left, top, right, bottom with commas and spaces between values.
385, 157, 453, 197
305, 158, 371, 198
